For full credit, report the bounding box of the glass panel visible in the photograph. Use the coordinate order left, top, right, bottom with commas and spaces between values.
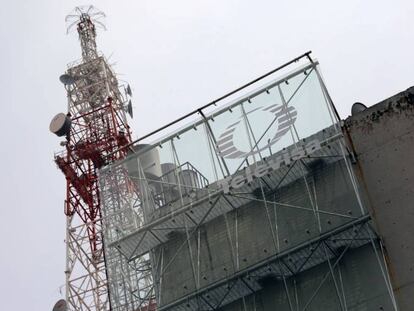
207, 104, 247, 175
241, 89, 296, 162
170, 121, 223, 183
279, 68, 338, 141
98, 59, 378, 311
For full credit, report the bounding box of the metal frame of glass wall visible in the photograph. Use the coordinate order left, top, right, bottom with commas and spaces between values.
99, 54, 398, 311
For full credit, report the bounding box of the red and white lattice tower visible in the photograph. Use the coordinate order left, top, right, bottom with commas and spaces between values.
50, 6, 138, 311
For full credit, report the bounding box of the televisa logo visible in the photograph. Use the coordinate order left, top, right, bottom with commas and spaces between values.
217, 139, 321, 194
216, 103, 298, 159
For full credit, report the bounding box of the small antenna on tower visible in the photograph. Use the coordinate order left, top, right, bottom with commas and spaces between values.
64, 6, 106, 61
126, 84, 132, 97
126, 100, 134, 118
65, 5, 106, 34
52, 299, 67, 311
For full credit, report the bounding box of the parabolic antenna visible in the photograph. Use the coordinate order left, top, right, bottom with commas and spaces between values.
52, 299, 67, 311
351, 102, 368, 116
50, 113, 72, 137
59, 74, 76, 85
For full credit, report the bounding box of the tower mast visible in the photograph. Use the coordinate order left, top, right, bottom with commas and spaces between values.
50, 6, 133, 310
77, 12, 99, 61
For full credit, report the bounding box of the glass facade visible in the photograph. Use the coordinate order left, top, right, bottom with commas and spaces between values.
99, 59, 397, 311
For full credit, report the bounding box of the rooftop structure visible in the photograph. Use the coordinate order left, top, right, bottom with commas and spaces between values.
50, 8, 414, 311
344, 87, 414, 310
50, 6, 139, 311
98, 54, 401, 310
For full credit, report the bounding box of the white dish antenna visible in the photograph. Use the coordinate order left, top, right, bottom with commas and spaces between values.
50, 113, 72, 137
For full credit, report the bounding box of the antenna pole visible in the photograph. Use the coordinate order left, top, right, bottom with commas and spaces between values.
77, 13, 98, 61
51, 6, 153, 311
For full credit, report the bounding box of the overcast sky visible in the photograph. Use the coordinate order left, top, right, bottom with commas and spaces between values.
0, 1, 413, 310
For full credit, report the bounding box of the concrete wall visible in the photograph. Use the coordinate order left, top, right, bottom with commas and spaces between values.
153, 158, 367, 308
345, 87, 414, 310
220, 245, 392, 311
150, 84, 414, 310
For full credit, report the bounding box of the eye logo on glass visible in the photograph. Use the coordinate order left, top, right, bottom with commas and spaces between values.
216, 103, 298, 159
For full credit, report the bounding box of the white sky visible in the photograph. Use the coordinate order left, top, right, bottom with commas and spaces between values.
0, 0, 413, 310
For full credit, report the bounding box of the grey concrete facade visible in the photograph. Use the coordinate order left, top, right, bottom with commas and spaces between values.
102, 71, 414, 310
149, 139, 395, 310
147, 87, 414, 310
219, 245, 392, 311
154, 160, 364, 304
345, 87, 414, 311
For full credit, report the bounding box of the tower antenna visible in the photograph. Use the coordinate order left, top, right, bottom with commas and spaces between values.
65, 6, 106, 61
49, 6, 150, 311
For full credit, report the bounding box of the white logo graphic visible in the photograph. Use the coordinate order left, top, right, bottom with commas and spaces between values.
216, 103, 297, 159
217, 139, 322, 194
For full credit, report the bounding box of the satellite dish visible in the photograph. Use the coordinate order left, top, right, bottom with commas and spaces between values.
126, 100, 133, 118
351, 102, 367, 116
50, 113, 72, 137
52, 299, 67, 311
126, 84, 132, 96
59, 74, 75, 85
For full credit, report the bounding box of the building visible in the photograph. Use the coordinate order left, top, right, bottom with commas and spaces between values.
344, 87, 414, 310
97, 53, 413, 311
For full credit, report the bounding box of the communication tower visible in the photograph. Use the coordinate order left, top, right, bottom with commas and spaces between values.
50, 6, 137, 310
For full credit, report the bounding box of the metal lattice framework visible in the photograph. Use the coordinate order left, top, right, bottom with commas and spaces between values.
53, 6, 139, 311
99, 164, 156, 311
